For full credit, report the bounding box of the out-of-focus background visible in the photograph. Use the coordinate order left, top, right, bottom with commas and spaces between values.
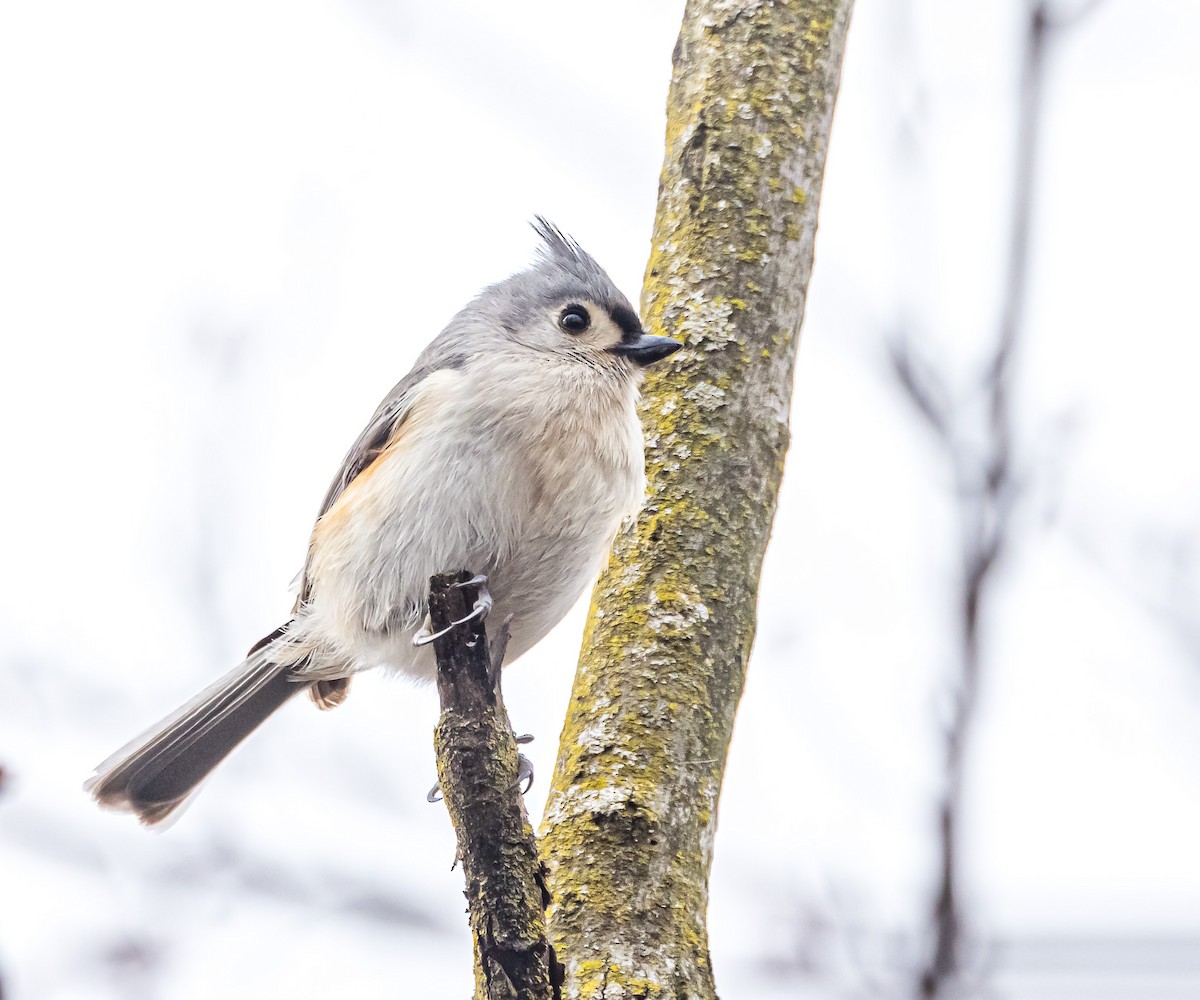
2, 1, 1198, 997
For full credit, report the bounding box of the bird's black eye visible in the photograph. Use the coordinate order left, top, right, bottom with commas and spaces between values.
559, 305, 590, 334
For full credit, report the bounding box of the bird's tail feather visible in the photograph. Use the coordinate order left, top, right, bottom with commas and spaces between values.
86, 645, 309, 826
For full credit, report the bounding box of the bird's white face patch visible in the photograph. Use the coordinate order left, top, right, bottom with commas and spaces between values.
543, 299, 643, 357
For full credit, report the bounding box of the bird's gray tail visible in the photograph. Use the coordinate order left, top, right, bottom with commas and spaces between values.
86, 634, 309, 826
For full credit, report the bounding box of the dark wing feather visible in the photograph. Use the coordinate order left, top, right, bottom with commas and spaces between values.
312, 387, 414, 521
294, 352, 467, 609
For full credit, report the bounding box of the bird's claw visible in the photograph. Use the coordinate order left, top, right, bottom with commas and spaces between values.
413, 578, 492, 647
426, 733, 534, 804
413, 620, 451, 647
451, 588, 492, 628
453, 575, 492, 627
516, 753, 534, 794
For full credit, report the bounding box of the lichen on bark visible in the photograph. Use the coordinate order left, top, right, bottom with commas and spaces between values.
538, 2, 855, 998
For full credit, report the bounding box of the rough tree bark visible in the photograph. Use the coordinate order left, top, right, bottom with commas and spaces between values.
428, 572, 559, 1000
538, 2, 855, 998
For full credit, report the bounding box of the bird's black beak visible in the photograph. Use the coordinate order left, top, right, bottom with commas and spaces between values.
608, 334, 683, 367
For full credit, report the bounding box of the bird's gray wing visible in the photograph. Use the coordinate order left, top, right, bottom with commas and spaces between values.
294, 345, 469, 609
314, 365, 429, 521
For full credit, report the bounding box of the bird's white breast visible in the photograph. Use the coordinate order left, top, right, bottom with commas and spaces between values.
299, 356, 644, 679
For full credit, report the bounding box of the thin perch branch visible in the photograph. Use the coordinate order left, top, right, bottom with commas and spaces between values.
428, 571, 560, 1000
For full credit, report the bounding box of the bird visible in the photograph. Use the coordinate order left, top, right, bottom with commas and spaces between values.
85, 218, 682, 825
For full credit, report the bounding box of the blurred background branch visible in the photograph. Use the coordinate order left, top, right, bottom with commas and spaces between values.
885, 2, 1107, 996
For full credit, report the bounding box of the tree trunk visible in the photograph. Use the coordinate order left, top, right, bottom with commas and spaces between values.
539, 2, 855, 997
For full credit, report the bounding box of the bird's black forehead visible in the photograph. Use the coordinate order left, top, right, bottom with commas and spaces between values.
608, 303, 643, 342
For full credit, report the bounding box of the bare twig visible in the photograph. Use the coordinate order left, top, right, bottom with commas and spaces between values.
428, 571, 560, 1000
912, 5, 1055, 997
887, 336, 952, 441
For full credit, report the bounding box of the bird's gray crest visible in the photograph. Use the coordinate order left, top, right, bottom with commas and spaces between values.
522, 216, 632, 317
530, 216, 616, 290
532, 215, 593, 271
450, 218, 638, 340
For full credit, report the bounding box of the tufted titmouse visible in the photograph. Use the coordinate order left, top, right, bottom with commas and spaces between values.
86, 219, 681, 825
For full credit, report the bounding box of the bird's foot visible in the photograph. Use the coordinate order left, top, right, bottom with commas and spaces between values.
412, 576, 492, 647
515, 733, 535, 794
426, 732, 534, 803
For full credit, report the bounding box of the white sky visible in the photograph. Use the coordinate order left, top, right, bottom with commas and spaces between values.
2, 1, 1199, 997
